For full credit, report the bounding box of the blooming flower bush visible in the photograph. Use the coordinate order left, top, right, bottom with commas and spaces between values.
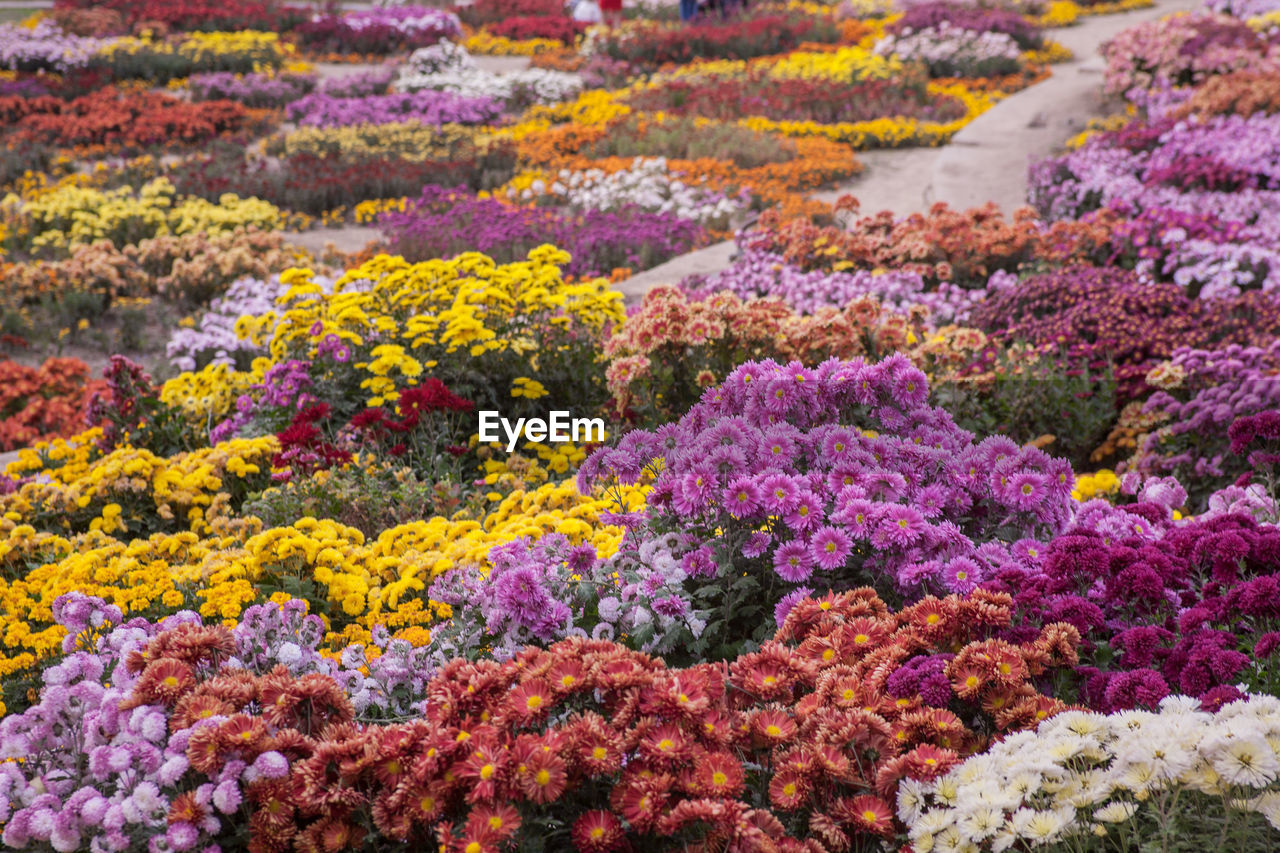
603, 285, 912, 421
579, 355, 1075, 657
0, 357, 105, 451
506, 157, 745, 229
1100, 12, 1278, 94
295, 6, 461, 55
378, 185, 704, 278
0, 20, 102, 73
284, 89, 504, 129
397, 39, 582, 109
875, 22, 1025, 78
682, 246, 986, 322
0, 587, 1077, 852
904, 695, 1280, 850
5, 2, 1280, 852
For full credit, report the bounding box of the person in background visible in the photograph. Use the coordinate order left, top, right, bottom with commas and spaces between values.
679, 0, 698, 20
571, 0, 604, 23
599, 0, 624, 25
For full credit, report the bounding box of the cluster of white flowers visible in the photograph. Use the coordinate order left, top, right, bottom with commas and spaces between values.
875, 22, 1022, 71
900, 695, 1280, 852
397, 39, 582, 105
339, 7, 463, 37
511, 158, 745, 227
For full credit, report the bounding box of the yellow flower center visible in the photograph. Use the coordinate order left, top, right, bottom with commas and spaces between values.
535, 769, 551, 786
712, 771, 728, 786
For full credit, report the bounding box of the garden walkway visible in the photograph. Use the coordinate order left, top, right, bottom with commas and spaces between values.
615, 0, 1196, 301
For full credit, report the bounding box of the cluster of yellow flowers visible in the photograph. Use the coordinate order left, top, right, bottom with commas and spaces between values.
353, 197, 410, 224
464, 33, 565, 55
160, 362, 262, 428
96, 30, 291, 69
1, 177, 281, 253
0, 459, 645, 677
737, 80, 1001, 148
1072, 469, 1121, 502
275, 122, 495, 162
224, 248, 624, 406
763, 45, 904, 82
2, 430, 278, 536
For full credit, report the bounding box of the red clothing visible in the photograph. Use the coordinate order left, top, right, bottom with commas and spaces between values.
599, 0, 622, 11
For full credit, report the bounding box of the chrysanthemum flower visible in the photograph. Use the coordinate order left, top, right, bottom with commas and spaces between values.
724, 476, 764, 518
848, 794, 895, 836
693, 751, 746, 798
773, 541, 814, 582
751, 708, 797, 745
517, 749, 567, 803
508, 679, 552, 721
875, 505, 925, 548
134, 658, 196, 707
570, 810, 626, 852
639, 722, 694, 765
768, 768, 809, 810
466, 803, 521, 841
810, 526, 852, 571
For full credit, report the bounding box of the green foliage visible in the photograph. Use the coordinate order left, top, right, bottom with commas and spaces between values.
933, 352, 1118, 472
242, 465, 487, 540
587, 114, 798, 169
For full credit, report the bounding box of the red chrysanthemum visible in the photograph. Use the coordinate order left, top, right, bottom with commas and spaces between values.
692, 751, 745, 798
570, 810, 626, 852
848, 794, 894, 836
751, 708, 797, 745
768, 768, 809, 810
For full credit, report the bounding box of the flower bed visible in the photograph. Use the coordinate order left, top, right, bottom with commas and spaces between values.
3, 1, 1280, 851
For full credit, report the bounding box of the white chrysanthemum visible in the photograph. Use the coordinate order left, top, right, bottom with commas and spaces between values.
1112, 709, 1153, 733
989, 825, 1019, 853
957, 805, 1006, 841
1250, 791, 1280, 830
1144, 733, 1198, 783
1016, 807, 1072, 842
932, 825, 971, 853
1116, 759, 1159, 793
1006, 772, 1042, 798
898, 777, 927, 824
1093, 800, 1139, 823
933, 776, 960, 806
955, 777, 1017, 812
1210, 736, 1279, 788
1157, 694, 1206, 715
915, 808, 957, 835
1058, 711, 1110, 739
